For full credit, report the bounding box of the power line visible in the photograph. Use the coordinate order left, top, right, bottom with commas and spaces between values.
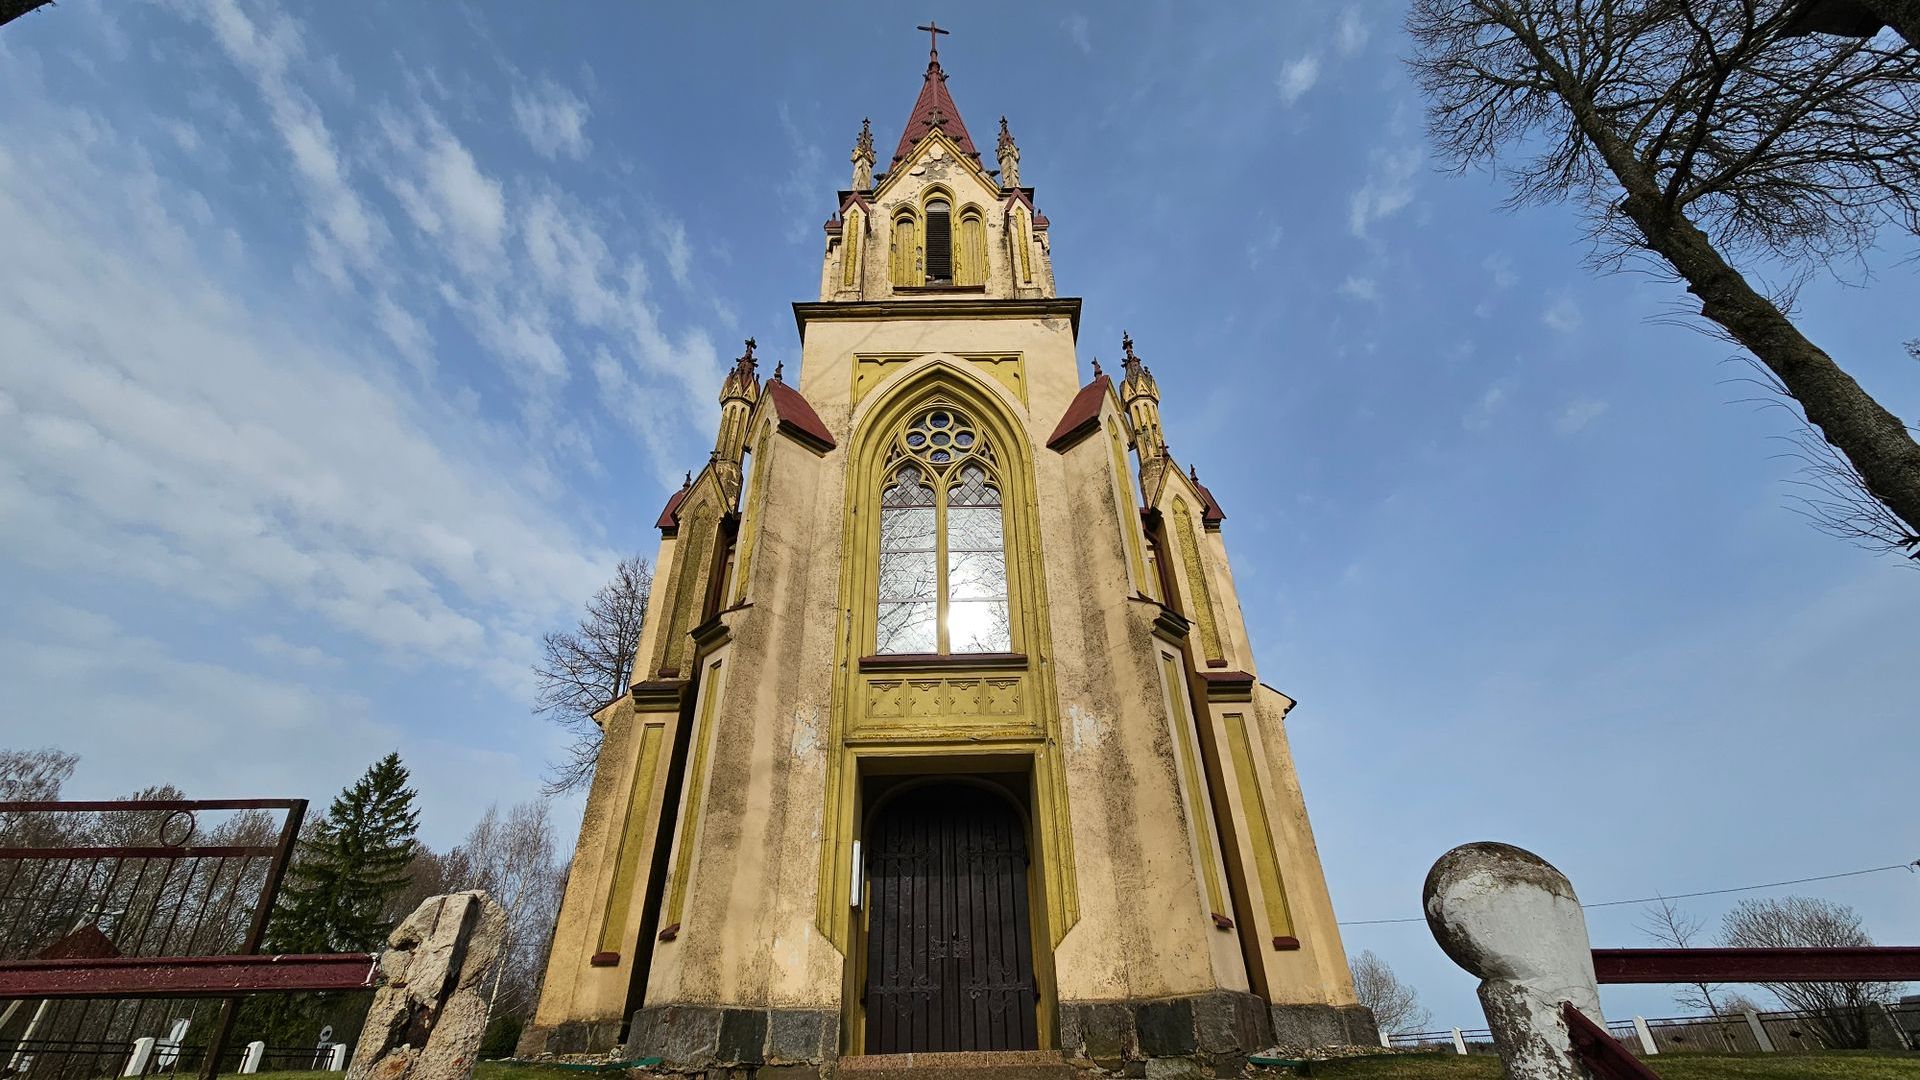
1338, 859, 1920, 927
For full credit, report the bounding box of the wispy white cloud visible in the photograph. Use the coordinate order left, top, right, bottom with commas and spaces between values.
251, 633, 343, 668
1542, 292, 1583, 333
656, 215, 693, 289
0, 68, 616, 691
1554, 397, 1610, 434
194, 0, 388, 286
377, 103, 509, 281
1483, 252, 1517, 290
1338, 274, 1380, 302
1062, 14, 1092, 55
776, 101, 828, 244
1464, 379, 1512, 430
1349, 145, 1422, 238
511, 78, 592, 161
1335, 8, 1371, 56
1277, 54, 1321, 106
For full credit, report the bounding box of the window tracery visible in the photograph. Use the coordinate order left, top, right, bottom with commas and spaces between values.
875, 405, 1010, 654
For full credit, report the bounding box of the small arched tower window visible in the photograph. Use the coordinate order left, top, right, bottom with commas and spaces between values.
924, 198, 953, 283
890, 211, 917, 287
875, 405, 1010, 654
956, 208, 986, 286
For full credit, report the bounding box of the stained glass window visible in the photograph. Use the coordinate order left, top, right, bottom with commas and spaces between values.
874, 406, 1012, 654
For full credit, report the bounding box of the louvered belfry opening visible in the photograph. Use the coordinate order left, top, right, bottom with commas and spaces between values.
924, 199, 953, 283
863, 782, 1039, 1054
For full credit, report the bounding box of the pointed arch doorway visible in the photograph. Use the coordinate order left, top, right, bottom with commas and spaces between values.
862, 781, 1040, 1054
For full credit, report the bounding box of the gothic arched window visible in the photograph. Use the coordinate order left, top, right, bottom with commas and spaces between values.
924, 198, 953, 283
956, 208, 986, 286
875, 405, 1010, 655
889, 212, 917, 286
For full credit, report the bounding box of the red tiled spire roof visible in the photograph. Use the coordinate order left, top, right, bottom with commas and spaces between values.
891, 50, 980, 165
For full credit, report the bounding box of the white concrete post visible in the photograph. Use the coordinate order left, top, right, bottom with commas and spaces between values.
1451, 1028, 1468, 1055
1424, 842, 1605, 1080
328, 1042, 349, 1070
122, 1036, 156, 1077
1631, 1016, 1657, 1055
239, 1041, 265, 1074
1378, 1027, 1392, 1049
1743, 1009, 1775, 1052
156, 1018, 189, 1069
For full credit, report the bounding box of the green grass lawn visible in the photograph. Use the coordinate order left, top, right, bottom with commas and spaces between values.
1287, 1049, 1920, 1078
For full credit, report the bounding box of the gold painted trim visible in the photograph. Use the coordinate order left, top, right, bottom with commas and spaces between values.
598, 722, 666, 955
1225, 712, 1295, 940
853, 352, 1030, 408
732, 424, 774, 604
1171, 496, 1224, 664
663, 656, 725, 930
792, 298, 1082, 338
818, 361, 1079, 953
1108, 417, 1152, 598
1159, 651, 1227, 919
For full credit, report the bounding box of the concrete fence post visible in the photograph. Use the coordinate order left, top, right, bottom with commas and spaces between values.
121, 1036, 156, 1077
1631, 1015, 1657, 1055
1423, 842, 1605, 1080
1451, 1028, 1467, 1055
328, 1043, 348, 1070
238, 1041, 264, 1074
347, 890, 507, 1080
1378, 1027, 1391, 1049
1743, 1009, 1775, 1052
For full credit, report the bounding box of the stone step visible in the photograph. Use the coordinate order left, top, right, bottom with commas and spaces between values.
836, 1049, 1081, 1079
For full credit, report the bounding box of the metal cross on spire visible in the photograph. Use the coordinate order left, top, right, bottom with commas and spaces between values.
916, 20, 950, 61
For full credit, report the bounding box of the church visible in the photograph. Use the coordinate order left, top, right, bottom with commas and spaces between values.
524, 30, 1374, 1075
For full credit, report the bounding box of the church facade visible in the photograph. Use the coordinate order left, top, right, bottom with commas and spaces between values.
525, 35, 1373, 1073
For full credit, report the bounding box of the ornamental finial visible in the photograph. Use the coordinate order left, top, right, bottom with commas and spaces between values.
773, 360, 784, 382
1090, 358, 1103, 378
996, 115, 1021, 187
851, 118, 876, 190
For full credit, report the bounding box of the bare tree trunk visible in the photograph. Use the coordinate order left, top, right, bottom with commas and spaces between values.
0, 1, 54, 29
1502, 8, 1920, 542
1856, 0, 1920, 47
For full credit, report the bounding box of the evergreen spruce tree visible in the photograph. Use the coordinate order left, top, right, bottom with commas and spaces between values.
246, 754, 420, 1047
270, 752, 421, 952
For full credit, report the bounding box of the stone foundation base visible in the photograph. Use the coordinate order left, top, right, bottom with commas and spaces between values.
1267, 1002, 1379, 1051
617, 996, 1374, 1075
515, 1018, 625, 1058
1058, 990, 1271, 1071
627, 1004, 839, 1070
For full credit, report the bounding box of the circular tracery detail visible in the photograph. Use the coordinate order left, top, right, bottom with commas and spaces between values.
888, 406, 995, 480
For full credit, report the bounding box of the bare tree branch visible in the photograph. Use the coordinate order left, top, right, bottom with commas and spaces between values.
1349, 950, 1434, 1035
533, 556, 651, 795
1638, 896, 1728, 1013
1407, 0, 1920, 562
1720, 896, 1905, 1047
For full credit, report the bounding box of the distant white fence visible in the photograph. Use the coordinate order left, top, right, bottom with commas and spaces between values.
1387, 1001, 1917, 1057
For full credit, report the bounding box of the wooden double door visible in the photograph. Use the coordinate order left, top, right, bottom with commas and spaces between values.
863, 782, 1039, 1054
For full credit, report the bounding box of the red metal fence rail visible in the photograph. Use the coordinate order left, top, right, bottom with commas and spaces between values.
0, 798, 324, 1080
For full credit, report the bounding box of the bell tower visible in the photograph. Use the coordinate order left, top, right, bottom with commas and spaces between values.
526, 29, 1372, 1073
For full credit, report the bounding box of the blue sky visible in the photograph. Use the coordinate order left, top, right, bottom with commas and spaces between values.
1, 0, 1915, 1029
